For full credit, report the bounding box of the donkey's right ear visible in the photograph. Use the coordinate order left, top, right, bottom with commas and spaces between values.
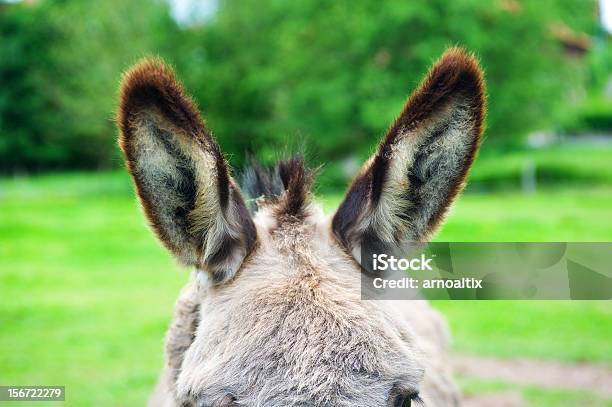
332, 48, 486, 257
117, 58, 256, 284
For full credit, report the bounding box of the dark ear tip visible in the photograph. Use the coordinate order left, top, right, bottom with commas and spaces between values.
430, 47, 486, 102
117, 57, 202, 144
118, 56, 178, 109
121, 56, 175, 83
438, 47, 483, 73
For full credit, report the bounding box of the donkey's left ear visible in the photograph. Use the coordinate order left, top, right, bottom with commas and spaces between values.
117, 58, 256, 284
332, 48, 486, 256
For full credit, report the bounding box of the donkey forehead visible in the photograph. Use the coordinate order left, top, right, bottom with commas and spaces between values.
178, 297, 423, 406
177, 238, 424, 404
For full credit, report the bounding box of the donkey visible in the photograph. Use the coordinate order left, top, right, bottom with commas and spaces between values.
117, 47, 485, 407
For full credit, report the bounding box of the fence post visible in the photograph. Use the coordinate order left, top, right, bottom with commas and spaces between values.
522, 159, 536, 194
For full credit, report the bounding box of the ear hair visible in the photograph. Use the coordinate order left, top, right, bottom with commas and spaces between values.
333, 47, 486, 253
117, 58, 256, 283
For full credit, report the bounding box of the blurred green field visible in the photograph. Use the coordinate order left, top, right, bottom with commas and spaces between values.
467, 145, 612, 189
1, 169, 611, 406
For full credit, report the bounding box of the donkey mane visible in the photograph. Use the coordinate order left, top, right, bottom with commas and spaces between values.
241, 155, 315, 222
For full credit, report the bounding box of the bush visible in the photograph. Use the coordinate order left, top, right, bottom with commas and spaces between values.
564, 97, 612, 133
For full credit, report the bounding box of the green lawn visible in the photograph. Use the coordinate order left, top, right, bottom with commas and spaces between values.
459, 377, 611, 407
1, 171, 611, 406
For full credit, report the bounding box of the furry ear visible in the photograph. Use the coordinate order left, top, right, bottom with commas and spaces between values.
332, 48, 486, 256
117, 58, 256, 284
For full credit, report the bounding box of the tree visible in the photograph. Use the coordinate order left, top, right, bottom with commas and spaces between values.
0, 0, 599, 174
0, 0, 181, 173
181, 0, 595, 167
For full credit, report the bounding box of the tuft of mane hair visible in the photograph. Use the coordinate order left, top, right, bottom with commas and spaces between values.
241, 155, 314, 221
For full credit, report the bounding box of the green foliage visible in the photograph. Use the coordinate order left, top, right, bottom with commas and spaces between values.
182, 0, 595, 166
560, 38, 612, 134
562, 96, 612, 133
0, 0, 180, 173
0, 2, 62, 172
0, 0, 603, 173
467, 145, 612, 189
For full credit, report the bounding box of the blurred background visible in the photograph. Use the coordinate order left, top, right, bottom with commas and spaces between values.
0, 0, 611, 406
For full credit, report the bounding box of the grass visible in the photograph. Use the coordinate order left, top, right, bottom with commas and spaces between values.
0, 172, 184, 406
435, 301, 612, 363
459, 377, 611, 407
1, 169, 611, 406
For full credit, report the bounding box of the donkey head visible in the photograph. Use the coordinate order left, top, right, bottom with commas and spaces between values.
118, 48, 485, 407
